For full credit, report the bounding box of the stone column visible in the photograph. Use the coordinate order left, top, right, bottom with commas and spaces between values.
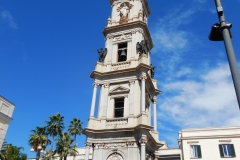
90, 83, 98, 117
84, 142, 91, 160
153, 96, 158, 131
139, 138, 147, 160
102, 83, 110, 118
140, 73, 147, 113
129, 80, 135, 115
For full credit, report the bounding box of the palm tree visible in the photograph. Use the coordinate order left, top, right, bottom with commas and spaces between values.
29, 126, 49, 160
55, 132, 78, 160
46, 113, 64, 159
42, 150, 56, 160
4, 144, 27, 160
68, 118, 82, 147
0, 140, 8, 160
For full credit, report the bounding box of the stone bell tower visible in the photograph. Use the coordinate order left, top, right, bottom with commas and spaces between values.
83, 0, 164, 159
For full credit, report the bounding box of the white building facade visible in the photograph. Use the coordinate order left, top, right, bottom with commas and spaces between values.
178, 127, 240, 160
83, 0, 164, 160
0, 96, 15, 148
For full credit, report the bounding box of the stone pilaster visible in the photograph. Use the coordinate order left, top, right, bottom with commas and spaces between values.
153, 96, 158, 131
84, 142, 91, 160
90, 83, 99, 117
139, 137, 147, 160
102, 83, 110, 119
140, 73, 147, 113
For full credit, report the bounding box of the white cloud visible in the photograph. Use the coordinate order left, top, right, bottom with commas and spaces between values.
1, 10, 18, 29
158, 63, 240, 131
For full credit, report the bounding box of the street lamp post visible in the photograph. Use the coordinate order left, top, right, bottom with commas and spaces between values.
209, 0, 240, 109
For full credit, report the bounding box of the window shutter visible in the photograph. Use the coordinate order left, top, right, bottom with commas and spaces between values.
219, 145, 224, 158
230, 144, 236, 157
197, 145, 202, 158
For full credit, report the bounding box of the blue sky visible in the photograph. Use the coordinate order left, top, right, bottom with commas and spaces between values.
1, 0, 240, 158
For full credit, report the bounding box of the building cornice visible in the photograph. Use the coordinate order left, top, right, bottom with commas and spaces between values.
83, 124, 164, 147
0, 96, 15, 106
178, 134, 240, 142
90, 63, 161, 95
103, 21, 154, 50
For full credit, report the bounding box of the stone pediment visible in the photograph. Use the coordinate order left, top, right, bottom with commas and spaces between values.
109, 86, 130, 95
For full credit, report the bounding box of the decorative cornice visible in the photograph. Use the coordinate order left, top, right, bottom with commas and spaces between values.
103, 21, 154, 50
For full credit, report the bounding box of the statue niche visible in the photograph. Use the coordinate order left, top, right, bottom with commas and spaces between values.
117, 2, 132, 24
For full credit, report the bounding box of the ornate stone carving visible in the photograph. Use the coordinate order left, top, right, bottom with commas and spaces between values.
127, 141, 135, 146
104, 143, 127, 149
107, 153, 123, 160
129, 79, 135, 85
115, 34, 131, 41
140, 73, 147, 81
93, 82, 99, 87
139, 137, 147, 144
117, 2, 133, 24
131, 29, 137, 34
85, 142, 92, 147
104, 83, 110, 88
153, 96, 157, 103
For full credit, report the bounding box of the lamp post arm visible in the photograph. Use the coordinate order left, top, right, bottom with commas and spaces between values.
214, 0, 240, 109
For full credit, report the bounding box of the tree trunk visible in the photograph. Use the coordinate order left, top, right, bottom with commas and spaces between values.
73, 134, 76, 160
50, 135, 54, 160
36, 150, 41, 160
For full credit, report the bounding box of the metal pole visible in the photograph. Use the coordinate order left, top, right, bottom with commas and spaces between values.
214, 0, 240, 109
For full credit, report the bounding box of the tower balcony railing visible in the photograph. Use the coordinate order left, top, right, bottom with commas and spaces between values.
106, 117, 128, 127
111, 61, 131, 70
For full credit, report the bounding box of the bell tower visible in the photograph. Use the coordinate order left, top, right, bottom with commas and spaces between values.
83, 0, 163, 159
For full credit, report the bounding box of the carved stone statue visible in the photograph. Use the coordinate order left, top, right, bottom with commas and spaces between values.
97, 48, 107, 62
136, 40, 148, 55
150, 64, 156, 78
119, 2, 130, 24
120, 3, 130, 18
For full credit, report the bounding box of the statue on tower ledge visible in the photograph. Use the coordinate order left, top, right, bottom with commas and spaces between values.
97, 48, 107, 62
136, 40, 148, 56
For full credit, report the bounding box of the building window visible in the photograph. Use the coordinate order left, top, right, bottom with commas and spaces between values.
114, 98, 124, 117
219, 144, 236, 158
190, 145, 202, 158
118, 43, 127, 62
